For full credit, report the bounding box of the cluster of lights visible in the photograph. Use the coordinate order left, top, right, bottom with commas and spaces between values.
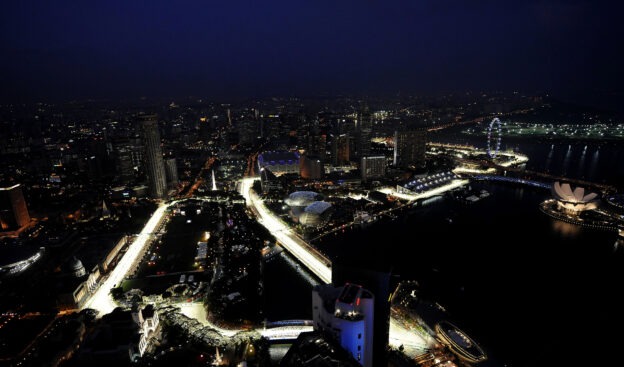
6, 251, 43, 275
405, 171, 457, 192
239, 178, 331, 284
466, 122, 624, 139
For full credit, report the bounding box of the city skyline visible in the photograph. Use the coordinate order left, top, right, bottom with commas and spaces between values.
1, 1, 624, 366
0, 92, 622, 366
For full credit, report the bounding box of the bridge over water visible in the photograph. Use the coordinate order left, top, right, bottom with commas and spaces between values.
472, 175, 551, 189
499, 166, 615, 192
260, 323, 314, 341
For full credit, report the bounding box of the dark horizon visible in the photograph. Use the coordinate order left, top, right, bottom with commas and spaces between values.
2, 1, 623, 109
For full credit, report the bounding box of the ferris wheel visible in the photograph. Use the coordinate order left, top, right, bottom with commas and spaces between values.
487, 117, 502, 158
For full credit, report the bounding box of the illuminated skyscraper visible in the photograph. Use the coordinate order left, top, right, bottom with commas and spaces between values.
164, 158, 178, 188
0, 184, 30, 232
394, 130, 427, 169
360, 156, 386, 182
300, 154, 324, 180
355, 106, 372, 160
139, 114, 167, 199
331, 133, 350, 166
305, 117, 326, 161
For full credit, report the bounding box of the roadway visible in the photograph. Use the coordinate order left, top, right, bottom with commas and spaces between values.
81, 176, 440, 350
184, 157, 216, 198
239, 177, 332, 284
239, 177, 437, 354
82, 155, 216, 312
177, 301, 313, 340
389, 317, 435, 358
82, 202, 171, 314
378, 179, 469, 202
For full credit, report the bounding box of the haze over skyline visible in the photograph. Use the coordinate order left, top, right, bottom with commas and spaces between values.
1, 0, 623, 105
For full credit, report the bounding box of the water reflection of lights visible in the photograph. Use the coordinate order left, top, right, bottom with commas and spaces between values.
552, 220, 581, 237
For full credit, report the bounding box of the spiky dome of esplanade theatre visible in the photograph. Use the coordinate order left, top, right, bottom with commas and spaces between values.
551, 181, 599, 215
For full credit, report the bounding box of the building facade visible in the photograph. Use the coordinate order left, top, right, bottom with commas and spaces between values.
139, 115, 167, 199
0, 184, 30, 232
331, 133, 350, 166
355, 107, 372, 160
258, 151, 300, 176
164, 158, 179, 188
360, 156, 386, 182
312, 283, 375, 367
394, 130, 427, 169
300, 155, 324, 180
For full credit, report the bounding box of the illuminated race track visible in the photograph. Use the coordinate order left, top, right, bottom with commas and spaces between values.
176, 301, 313, 340
82, 202, 171, 314
389, 317, 435, 358
379, 179, 469, 202
261, 325, 314, 340
240, 178, 332, 284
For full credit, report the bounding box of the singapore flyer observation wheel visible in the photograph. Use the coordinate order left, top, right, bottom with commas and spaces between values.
487, 117, 502, 158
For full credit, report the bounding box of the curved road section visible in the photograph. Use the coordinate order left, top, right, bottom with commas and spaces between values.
239, 178, 332, 284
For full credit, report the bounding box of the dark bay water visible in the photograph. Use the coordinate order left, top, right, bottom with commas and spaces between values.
264, 132, 624, 366
431, 126, 624, 185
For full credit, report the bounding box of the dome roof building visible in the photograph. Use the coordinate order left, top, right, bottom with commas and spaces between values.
284, 191, 323, 208
67, 256, 87, 278
299, 201, 333, 226
284, 192, 332, 227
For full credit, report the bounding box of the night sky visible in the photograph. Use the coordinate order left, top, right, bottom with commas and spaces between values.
1, 0, 623, 102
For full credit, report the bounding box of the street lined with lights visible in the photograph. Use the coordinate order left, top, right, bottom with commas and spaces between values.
81, 177, 463, 350
82, 202, 171, 314
240, 178, 332, 284
379, 179, 469, 202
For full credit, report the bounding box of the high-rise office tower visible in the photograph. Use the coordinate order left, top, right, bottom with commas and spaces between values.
238, 120, 257, 146
0, 184, 30, 231
114, 143, 135, 184
355, 106, 372, 160
300, 154, 324, 180
86, 138, 113, 180
199, 117, 212, 142
164, 158, 179, 187
331, 133, 350, 166
360, 156, 386, 182
111, 135, 144, 184
139, 114, 167, 199
305, 118, 326, 161
394, 130, 427, 169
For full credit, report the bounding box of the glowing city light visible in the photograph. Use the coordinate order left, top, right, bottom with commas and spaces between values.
240, 178, 332, 284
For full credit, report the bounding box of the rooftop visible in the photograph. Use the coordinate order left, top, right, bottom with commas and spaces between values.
258, 151, 300, 165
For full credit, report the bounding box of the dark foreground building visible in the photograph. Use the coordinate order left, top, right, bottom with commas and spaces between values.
281, 331, 360, 367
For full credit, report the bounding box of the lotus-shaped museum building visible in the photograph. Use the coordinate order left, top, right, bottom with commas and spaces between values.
552, 182, 598, 214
